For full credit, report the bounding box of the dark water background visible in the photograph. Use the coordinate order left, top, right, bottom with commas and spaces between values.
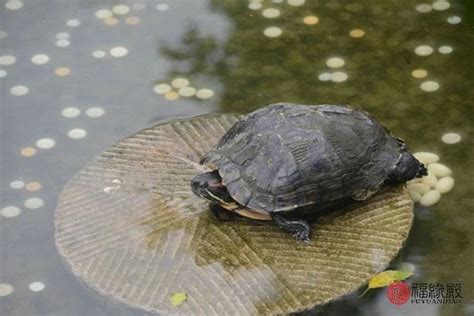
1, 0, 473, 315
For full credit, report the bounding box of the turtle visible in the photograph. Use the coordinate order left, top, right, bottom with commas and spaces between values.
191, 103, 427, 241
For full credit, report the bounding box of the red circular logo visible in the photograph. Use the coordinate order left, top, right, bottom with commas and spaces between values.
386, 282, 411, 305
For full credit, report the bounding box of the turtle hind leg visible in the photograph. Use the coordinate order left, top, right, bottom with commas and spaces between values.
270, 213, 311, 242
387, 151, 427, 184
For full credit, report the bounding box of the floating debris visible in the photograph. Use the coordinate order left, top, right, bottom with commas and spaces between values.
171, 292, 187, 307
441, 132, 461, 144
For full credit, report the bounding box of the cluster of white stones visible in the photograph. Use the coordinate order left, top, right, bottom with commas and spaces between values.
407, 152, 454, 206
416, 1, 451, 13
153, 77, 215, 101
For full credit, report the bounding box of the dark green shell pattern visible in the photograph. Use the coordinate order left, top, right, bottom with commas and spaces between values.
201, 103, 402, 213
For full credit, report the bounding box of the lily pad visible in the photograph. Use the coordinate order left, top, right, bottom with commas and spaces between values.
55, 114, 414, 315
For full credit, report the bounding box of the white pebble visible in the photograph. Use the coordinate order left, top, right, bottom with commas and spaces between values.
9, 180, 24, 189
414, 45, 434, 56
1, 206, 21, 218
92, 50, 106, 58
155, 3, 169, 11
66, 19, 81, 27
178, 86, 196, 97
56, 40, 70, 48
441, 132, 461, 144
10, 85, 29, 96
420, 80, 439, 92
36, 138, 55, 149
420, 190, 441, 206
318, 73, 332, 81
407, 183, 431, 195
0, 284, 13, 296
86, 107, 105, 118
408, 190, 421, 202
24, 198, 44, 209
153, 83, 172, 94
56, 32, 69, 39
428, 163, 452, 177
5, 1, 23, 10
447, 16, 461, 24
413, 152, 439, 164
31, 54, 50, 65
0, 69, 7, 78
110, 46, 128, 57
0, 55, 16, 65
331, 71, 348, 82
416, 4, 432, 12
432, 1, 450, 11
171, 78, 190, 88
438, 45, 453, 54
248, 2, 262, 10
421, 174, 438, 188
262, 8, 280, 18
29, 282, 45, 292
0, 31, 7, 39
95, 9, 113, 19
263, 26, 282, 38
68, 128, 87, 139
196, 89, 215, 99
61, 107, 80, 118
287, 0, 305, 6
435, 177, 454, 193
326, 57, 345, 68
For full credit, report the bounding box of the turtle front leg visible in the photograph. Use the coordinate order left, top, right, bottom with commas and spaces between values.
270, 213, 311, 242
210, 203, 238, 221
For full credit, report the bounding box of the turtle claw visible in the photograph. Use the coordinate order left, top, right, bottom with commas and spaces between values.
271, 213, 311, 242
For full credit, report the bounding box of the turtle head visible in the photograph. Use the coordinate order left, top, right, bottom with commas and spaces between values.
191, 170, 233, 203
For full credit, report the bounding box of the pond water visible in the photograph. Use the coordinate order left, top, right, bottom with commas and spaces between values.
0, 0, 473, 315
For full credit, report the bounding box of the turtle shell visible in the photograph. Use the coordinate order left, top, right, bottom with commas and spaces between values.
201, 103, 403, 213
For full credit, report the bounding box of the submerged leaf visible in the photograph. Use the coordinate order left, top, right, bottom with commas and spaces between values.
360, 270, 413, 297
171, 292, 187, 307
